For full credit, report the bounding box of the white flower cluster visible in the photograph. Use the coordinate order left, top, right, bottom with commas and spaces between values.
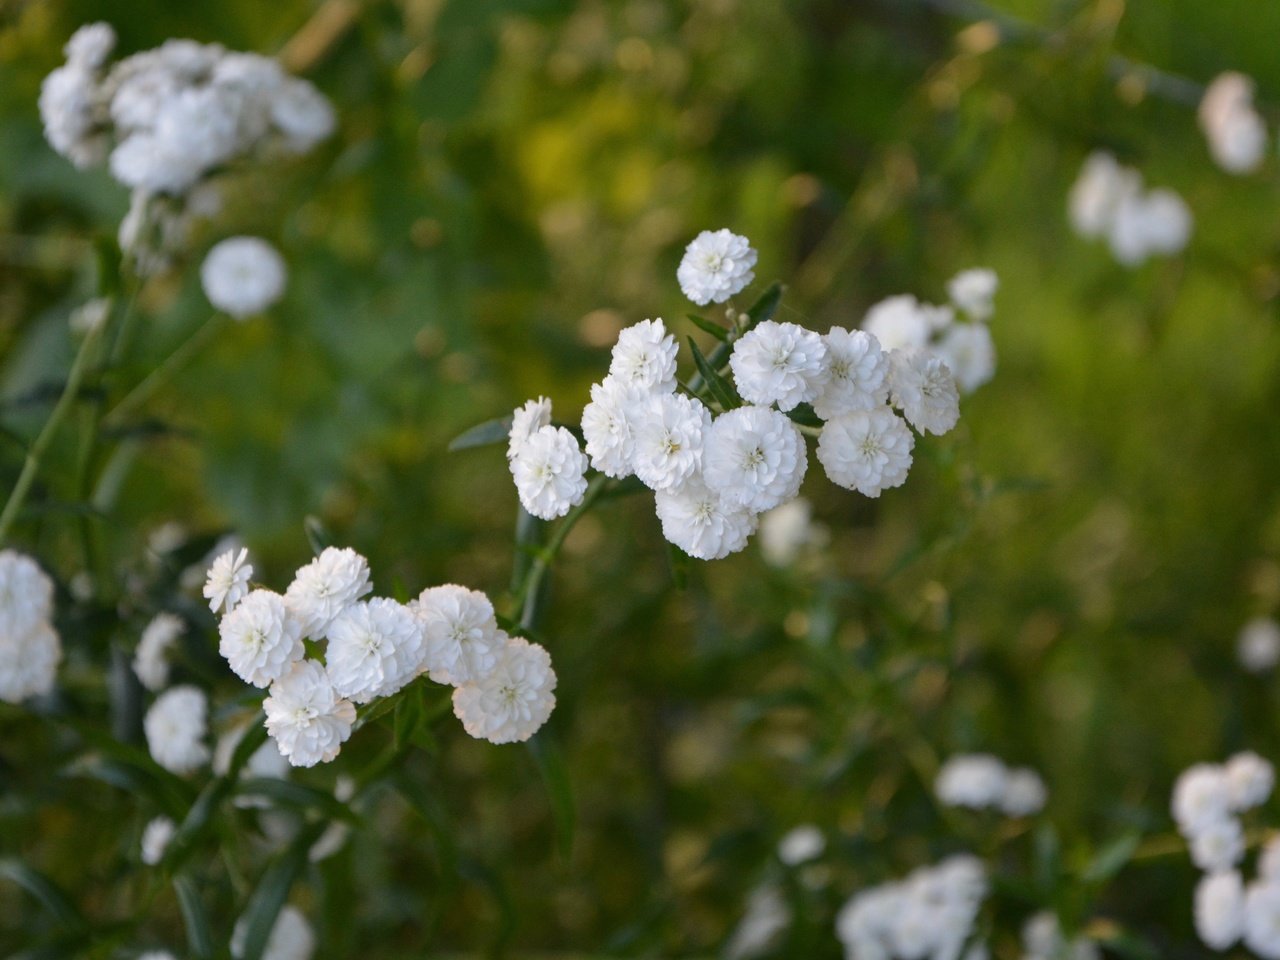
209, 546, 556, 764
1172, 753, 1280, 954
677, 229, 758, 306
1200, 73, 1267, 174
935, 753, 1048, 817
835, 854, 988, 960
39, 23, 334, 274
201, 236, 288, 318
1068, 151, 1193, 266
144, 684, 210, 774
132, 612, 185, 691
1020, 912, 1100, 960
507, 245, 987, 561
1239, 617, 1280, 674
0, 550, 62, 704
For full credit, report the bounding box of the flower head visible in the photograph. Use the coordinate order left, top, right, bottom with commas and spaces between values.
1173, 763, 1233, 835
581, 377, 647, 478
1239, 617, 1280, 673
816, 407, 914, 497
325, 598, 426, 703
654, 474, 757, 561
452, 635, 557, 744
728, 320, 827, 412
141, 816, 175, 865
134, 612, 185, 692
946, 268, 998, 321
935, 322, 996, 395
510, 425, 589, 520
889, 350, 960, 436
204, 547, 253, 614
144, 685, 210, 775
1200, 72, 1266, 174
263, 660, 356, 767
508, 396, 551, 460
631, 393, 711, 492
411, 584, 501, 685
0, 550, 55, 640
702, 405, 807, 513
0, 622, 62, 704
232, 903, 315, 960
1225, 751, 1274, 811
608, 319, 678, 394
284, 547, 373, 639
862, 295, 950, 354
1196, 871, 1245, 951
935, 754, 1008, 810
813, 327, 889, 419
201, 236, 287, 318
219, 589, 305, 688
677, 229, 757, 306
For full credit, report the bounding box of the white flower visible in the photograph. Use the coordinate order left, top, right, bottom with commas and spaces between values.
702, 406, 807, 513
631, 393, 711, 492
608, 319, 678, 394
728, 320, 827, 412
452, 635, 557, 744
1200, 72, 1266, 174
65, 23, 116, 70
144, 685, 210, 775
284, 547, 373, 640
778, 825, 825, 866
0, 550, 55, 640
133, 612, 185, 691
511, 425, 589, 520
935, 323, 996, 395
141, 816, 175, 865
232, 903, 315, 960
139, 952, 177, 960
813, 327, 889, 419
946, 268, 998, 321
508, 396, 552, 460
201, 236, 287, 318
204, 547, 253, 614
817, 407, 914, 497
725, 883, 790, 960
889, 351, 960, 436
1239, 618, 1280, 673
411, 584, 501, 685
1068, 151, 1133, 239
1000, 767, 1048, 816
862, 295, 943, 353
677, 229, 757, 306
0, 622, 62, 704
263, 660, 356, 768
1173, 764, 1234, 835
69, 297, 110, 335
759, 498, 827, 567
581, 377, 647, 478
219, 590, 305, 688
1108, 185, 1192, 266
212, 720, 290, 791
326, 598, 426, 704
39, 64, 106, 169
270, 78, 336, 153
1191, 817, 1246, 873
935, 754, 1008, 809
1196, 871, 1245, 950
309, 776, 356, 862
654, 474, 757, 561
1245, 881, 1280, 960
1226, 751, 1274, 811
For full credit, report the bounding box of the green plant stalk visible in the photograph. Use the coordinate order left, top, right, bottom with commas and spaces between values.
0, 321, 106, 545
517, 474, 610, 631
103, 313, 224, 428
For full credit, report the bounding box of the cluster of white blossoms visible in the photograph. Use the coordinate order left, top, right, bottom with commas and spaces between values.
835, 854, 988, 960
1172, 753, 1280, 955
143, 684, 211, 774
1019, 912, 1100, 960
209, 545, 556, 763
1068, 151, 1193, 266
39, 23, 334, 275
132, 612, 185, 691
200, 236, 288, 318
935, 753, 1048, 817
1239, 617, 1280, 674
1199, 73, 1268, 174
506, 233, 990, 561
0, 551, 62, 704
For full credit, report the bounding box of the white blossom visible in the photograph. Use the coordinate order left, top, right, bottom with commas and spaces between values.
271, 78, 337, 153
141, 816, 175, 865
813, 327, 889, 419
201, 236, 287, 318
1190, 817, 1246, 873
204, 547, 253, 614
1173, 763, 1234, 835
1196, 871, 1245, 951
935, 323, 996, 395
232, 903, 315, 960
1069, 151, 1134, 239
654, 474, 758, 561
508, 396, 552, 460
631, 393, 712, 492
133, 612, 185, 692
219, 589, 305, 688
452, 635, 557, 744
0, 621, 62, 704
862, 295, 948, 354
284, 547, 373, 640
1000, 767, 1048, 817
726, 883, 790, 960
411, 584, 502, 685
144, 685, 210, 775
1109, 187, 1192, 265
889, 351, 960, 436
581, 377, 646, 478
702, 405, 807, 513
817, 407, 914, 498
677, 229, 757, 306
325, 598, 426, 704
0, 550, 55, 640
946, 268, 998, 321
728, 320, 828, 412
1225, 751, 1274, 811
759, 498, 827, 567
309, 777, 356, 862
65, 23, 116, 70
510, 425, 589, 520
1239, 617, 1280, 673
263, 660, 356, 768
935, 754, 1008, 810
778, 825, 825, 866
1262, 838, 1280, 883
1245, 881, 1280, 960
1200, 72, 1267, 174
608, 319, 678, 394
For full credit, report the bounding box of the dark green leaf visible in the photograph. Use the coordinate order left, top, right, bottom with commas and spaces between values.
743, 281, 784, 329
173, 874, 214, 960
526, 732, 575, 862
0, 860, 86, 932
237, 822, 326, 960
163, 778, 233, 873
1081, 831, 1142, 885
666, 540, 690, 590
234, 778, 360, 824
1034, 821, 1061, 895
686, 313, 728, 341
686, 337, 740, 411
448, 416, 511, 452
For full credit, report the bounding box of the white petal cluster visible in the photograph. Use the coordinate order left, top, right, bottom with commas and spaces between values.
508, 396, 551, 460
1200, 72, 1267, 174
777, 825, 825, 866
946, 268, 998, 321
1068, 151, 1192, 265
1239, 617, 1280, 673
511, 424, 590, 520
889, 351, 960, 436
412, 584, 503, 685
935, 753, 1047, 817
1021, 911, 1100, 960
609, 318, 679, 393
285, 547, 373, 640
219, 590, 305, 688
1173, 752, 1279, 951
813, 328, 889, 419
835, 854, 987, 960
231, 904, 315, 960
452, 634, 557, 744
140, 816, 175, 865
326, 598, 426, 704
263, 660, 356, 768
581, 378, 646, 478
677, 229, 757, 305
817, 407, 914, 498
204, 546, 253, 614
758, 498, 828, 567
0, 550, 63, 704
133, 612, 185, 691
863, 294, 947, 354
201, 236, 287, 318
655, 475, 758, 561
728, 320, 828, 412
703, 405, 807, 513
633, 393, 711, 492
144, 685, 210, 774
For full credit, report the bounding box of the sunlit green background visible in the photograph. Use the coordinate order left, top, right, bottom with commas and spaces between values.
3, 0, 1280, 956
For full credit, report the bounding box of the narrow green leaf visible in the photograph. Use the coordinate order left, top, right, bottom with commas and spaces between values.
225, 716, 269, 778
686, 313, 728, 341
448, 416, 511, 452
1033, 821, 1061, 895
303, 516, 332, 556
0, 860, 86, 931
1081, 831, 1142, 884
237, 822, 326, 960
163, 778, 233, 873
743, 281, 784, 329
173, 875, 214, 960
686, 337, 739, 410
526, 732, 575, 862
393, 685, 426, 751
234, 779, 360, 824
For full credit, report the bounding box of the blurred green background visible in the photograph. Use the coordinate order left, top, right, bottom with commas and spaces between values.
3, 0, 1280, 956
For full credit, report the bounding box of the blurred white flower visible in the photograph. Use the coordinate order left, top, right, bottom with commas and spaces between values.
935, 323, 996, 395
1190, 817, 1245, 872
1225, 751, 1274, 811
863, 294, 950, 353
133, 612, 185, 692
759, 497, 827, 567
65, 23, 116, 70
1244, 881, 1280, 959
0, 550, 55, 640
232, 903, 315, 960
677, 229, 757, 306
1200, 72, 1266, 174
144, 685, 210, 775
1238, 617, 1280, 673
201, 236, 287, 317
946, 268, 998, 321
140, 816, 175, 865
1196, 871, 1244, 950
1000, 767, 1048, 817
452, 635, 557, 744
778, 825, 825, 866
726, 883, 790, 960
1173, 763, 1234, 835
936, 754, 1008, 810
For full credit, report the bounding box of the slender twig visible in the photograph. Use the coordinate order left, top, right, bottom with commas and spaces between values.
517, 475, 610, 631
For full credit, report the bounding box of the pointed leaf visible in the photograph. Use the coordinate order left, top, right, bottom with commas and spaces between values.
1081, 831, 1141, 885
173, 875, 214, 960
687, 313, 728, 342
526, 732, 575, 861
0, 860, 86, 931
236, 822, 326, 960
448, 416, 511, 452
686, 337, 739, 410
744, 281, 784, 329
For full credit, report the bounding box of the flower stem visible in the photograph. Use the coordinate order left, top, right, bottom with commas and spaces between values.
102, 313, 224, 428
517, 474, 610, 631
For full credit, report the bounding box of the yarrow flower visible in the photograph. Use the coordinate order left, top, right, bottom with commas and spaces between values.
325, 598, 426, 704
758, 497, 828, 567
219, 589, 305, 688
411, 584, 502, 685
1068, 151, 1192, 265
510, 424, 589, 520
1199, 72, 1267, 174
133, 612, 185, 691
817, 407, 914, 498
204, 546, 253, 614
263, 660, 356, 768
0, 550, 62, 704
581, 377, 646, 478
452, 635, 557, 744
946, 268, 998, 321
813, 327, 889, 419
889, 351, 960, 436
677, 229, 757, 306
201, 236, 287, 318
284, 547, 373, 640
728, 320, 827, 412
935, 322, 996, 394
140, 816, 175, 865
609, 319, 678, 393
862, 294, 947, 354
702, 405, 807, 514
632, 393, 711, 492
777, 825, 825, 866
144, 685, 210, 774
1196, 871, 1246, 950
1238, 617, 1280, 673
507, 396, 551, 460
654, 475, 757, 561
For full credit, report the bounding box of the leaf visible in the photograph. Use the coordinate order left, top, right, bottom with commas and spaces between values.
526, 732, 575, 862
686, 313, 728, 341
236, 822, 326, 960
448, 416, 511, 452
234, 778, 360, 824
173, 874, 214, 960
1081, 831, 1142, 885
743, 281, 784, 329
0, 860, 86, 932
1033, 821, 1061, 895
393, 685, 427, 751
686, 337, 740, 411
163, 778, 233, 873
304, 516, 333, 556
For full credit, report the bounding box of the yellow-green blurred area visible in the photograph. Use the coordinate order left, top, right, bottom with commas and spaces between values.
3, 0, 1280, 956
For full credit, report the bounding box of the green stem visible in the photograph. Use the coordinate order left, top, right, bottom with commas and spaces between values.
517, 474, 610, 631
102, 313, 224, 428
0, 321, 105, 545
